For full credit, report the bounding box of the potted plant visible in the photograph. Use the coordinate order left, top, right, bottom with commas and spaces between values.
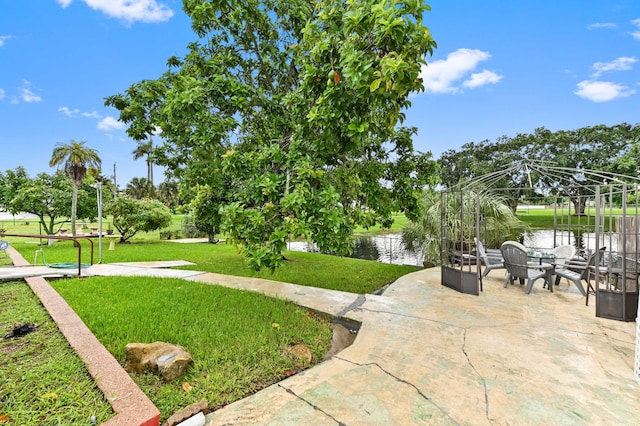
106, 223, 114, 235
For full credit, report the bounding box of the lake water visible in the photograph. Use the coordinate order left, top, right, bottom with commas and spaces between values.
523, 229, 620, 253
287, 233, 424, 266
287, 229, 624, 267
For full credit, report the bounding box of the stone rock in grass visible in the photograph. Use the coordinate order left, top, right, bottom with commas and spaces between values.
162, 400, 208, 426
285, 343, 312, 367
125, 342, 193, 382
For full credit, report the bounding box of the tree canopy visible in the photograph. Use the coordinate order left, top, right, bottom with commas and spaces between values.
106, 0, 438, 270
4, 170, 97, 235
438, 123, 640, 212
106, 195, 172, 242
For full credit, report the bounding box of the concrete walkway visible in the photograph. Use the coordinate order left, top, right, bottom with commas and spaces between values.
79, 263, 640, 425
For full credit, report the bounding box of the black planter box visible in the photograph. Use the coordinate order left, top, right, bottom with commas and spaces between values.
442, 266, 480, 296
596, 290, 639, 322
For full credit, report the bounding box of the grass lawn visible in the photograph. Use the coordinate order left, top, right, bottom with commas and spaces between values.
0, 281, 114, 425
516, 207, 627, 231
51, 276, 333, 420
9, 239, 420, 295
1, 217, 419, 421
353, 213, 409, 235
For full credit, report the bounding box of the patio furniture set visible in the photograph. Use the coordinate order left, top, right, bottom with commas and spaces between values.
475, 237, 612, 304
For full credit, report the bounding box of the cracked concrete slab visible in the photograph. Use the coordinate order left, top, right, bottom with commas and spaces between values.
203, 267, 640, 425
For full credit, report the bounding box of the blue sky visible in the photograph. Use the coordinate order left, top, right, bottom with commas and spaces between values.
1, 0, 639, 189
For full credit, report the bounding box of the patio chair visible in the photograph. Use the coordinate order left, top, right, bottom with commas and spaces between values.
550, 245, 576, 266
541, 244, 576, 290
474, 237, 504, 278
501, 241, 553, 294
555, 247, 606, 304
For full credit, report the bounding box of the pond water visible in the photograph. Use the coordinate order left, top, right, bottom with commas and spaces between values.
524, 229, 619, 253
287, 233, 424, 267
287, 229, 621, 267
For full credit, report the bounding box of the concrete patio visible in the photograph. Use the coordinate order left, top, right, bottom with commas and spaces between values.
198, 267, 640, 425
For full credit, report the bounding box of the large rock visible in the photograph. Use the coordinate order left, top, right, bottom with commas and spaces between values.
125, 342, 193, 382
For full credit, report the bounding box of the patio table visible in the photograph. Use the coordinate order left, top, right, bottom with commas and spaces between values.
527, 251, 556, 292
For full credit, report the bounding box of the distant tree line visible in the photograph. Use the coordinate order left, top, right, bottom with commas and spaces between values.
0, 166, 172, 242
437, 122, 640, 212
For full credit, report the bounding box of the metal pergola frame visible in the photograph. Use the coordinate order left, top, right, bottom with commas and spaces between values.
440, 161, 640, 322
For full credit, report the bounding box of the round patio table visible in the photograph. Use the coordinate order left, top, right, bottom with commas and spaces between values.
527, 251, 556, 292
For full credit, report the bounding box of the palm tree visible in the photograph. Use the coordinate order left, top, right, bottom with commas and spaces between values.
49, 140, 101, 236
132, 139, 154, 185
402, 189, 527, 266
125, 177, 155, 199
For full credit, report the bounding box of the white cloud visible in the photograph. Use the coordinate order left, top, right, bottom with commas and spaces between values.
56, 0, 73, 7
0, 35, 11, 47
574, 80, 635, 102
98, 116, 125, 131
0, 88, 4, 100
419, 48, 502, 94
463, 70, 503, 88
592, 56, 637, 77
58, 106, 79, 117
11, 80, 43, 103
82, 110, 101, 118
79, 0, 174, 24
632, 18, 640, 40
21, 88, 41, 103
587, 22, 617, 30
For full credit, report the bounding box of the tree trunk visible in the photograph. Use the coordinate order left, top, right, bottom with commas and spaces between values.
71, 184, 78, 236
147, 158, 153, 185
571, 196, 586, 215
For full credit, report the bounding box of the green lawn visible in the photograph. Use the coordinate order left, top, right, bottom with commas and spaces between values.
516, 206, 631, 231
51, 276, 333, 420
0, 281, 114, 425
8, 239, 419, 295
1, 215, 420, 421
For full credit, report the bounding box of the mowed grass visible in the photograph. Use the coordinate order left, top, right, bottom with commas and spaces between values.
515, 207, 634, 231
9, 240, 420, 294
2, 213, 419, 420
0, 281, 114, 425
3, 221, 418, 421
51, 276, 332, 420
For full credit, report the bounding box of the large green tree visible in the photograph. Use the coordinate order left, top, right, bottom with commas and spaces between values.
49, 140, 101, 236
9, 171, 96, 235
105, 195, 172, 242
0, 166, 30, 211
125, 177, 155, 199
106, 0, 438, 270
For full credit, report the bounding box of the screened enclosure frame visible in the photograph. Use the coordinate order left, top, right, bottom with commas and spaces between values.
440, 161, 640, 322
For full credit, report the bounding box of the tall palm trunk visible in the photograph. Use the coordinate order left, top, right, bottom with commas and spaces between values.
147, 157, 153, 185
71, 184, 78, 236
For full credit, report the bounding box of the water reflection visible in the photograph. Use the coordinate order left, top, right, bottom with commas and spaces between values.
287, 234, 424, 266
524, 230, 619, 253
287, 230, 621, 267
